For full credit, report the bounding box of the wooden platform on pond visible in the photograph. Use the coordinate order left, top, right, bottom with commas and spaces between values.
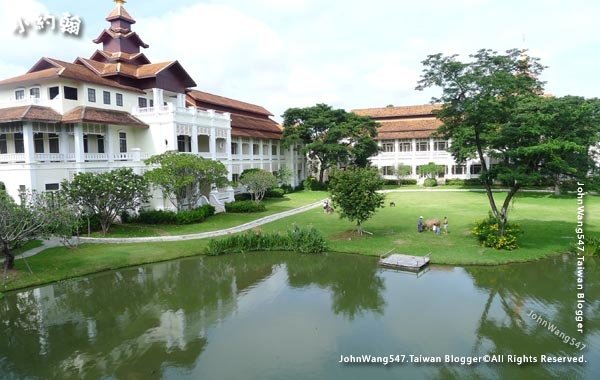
378, 253, 430, 272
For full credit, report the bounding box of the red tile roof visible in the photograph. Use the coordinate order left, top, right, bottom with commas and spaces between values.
0, 105, 62, 123
0, 57, 145, 93
187, 90, 273, 117
62, 106, 148, 128
353, 104, 441, 118
231, 114, 282, 140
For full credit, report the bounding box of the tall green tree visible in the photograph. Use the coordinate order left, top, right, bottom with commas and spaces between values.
416, 48, 546, 235
395, 163, 412, 186
240, 169, 278, 203
0, 190, 59, 270
328, 167, 385, 235
145, 152, 228, 211
62, 168, 149, 234
418, 162, 445, 179
282, 104, 379, 183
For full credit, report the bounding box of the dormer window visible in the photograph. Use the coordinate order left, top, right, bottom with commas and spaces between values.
29, 87, 40, 99
15, 89, 25, 100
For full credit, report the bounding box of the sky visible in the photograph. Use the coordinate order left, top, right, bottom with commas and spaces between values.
1, 0, 599, 121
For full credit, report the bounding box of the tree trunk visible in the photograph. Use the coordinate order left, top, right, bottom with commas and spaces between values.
498, 184, 520, 236
319, 167, 325, 184
3, 241, 14, 270
554, 177, 561, 196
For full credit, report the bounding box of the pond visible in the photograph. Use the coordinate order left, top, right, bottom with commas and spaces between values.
0, 252, 598, 379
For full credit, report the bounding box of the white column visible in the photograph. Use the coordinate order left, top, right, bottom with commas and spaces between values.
152, 88, 163, 108
209, 129, 216, 160
176, 93, 186, 108
22, 122, 35, 164
59, 128, 69, 162
429, 138, 434, 160
74, 124, 84, 163
106, 126, 114, 162
191, 125, 198, 154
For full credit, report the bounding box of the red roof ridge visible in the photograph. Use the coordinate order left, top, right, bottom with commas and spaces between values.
187, 89, 273, 117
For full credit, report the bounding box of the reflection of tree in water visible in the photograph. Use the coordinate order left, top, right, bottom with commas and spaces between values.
0, 254, 284, 379
286, 253, 385, 320
434, 256, 599, 380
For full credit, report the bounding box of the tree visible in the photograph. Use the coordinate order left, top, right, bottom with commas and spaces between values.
0, 191, 53, 270
418, 162, 445, 179
509, 95, 600, 195
240, 169, 278, 203
145, 152, 228, 212
62, 168, 149, 234
328, 167, 385, 235
45, 190, 82, 249
416, 48, 546, 236
276, 165, 293, 187
282, 104, 379, 183
395, 163, 412, 186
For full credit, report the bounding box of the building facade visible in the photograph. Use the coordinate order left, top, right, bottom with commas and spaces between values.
353, 104, 490, 183
0, 2, 305, 210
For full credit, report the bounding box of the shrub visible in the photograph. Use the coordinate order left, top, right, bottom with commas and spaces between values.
205, 225, 327, 255
384, 179, 417, 186
136, 205, 215, 225
265, 188, 285, 198
225, 200, 266, 213
586, 236, 600, 256
423, 178, 438, 187
234, 192, 252, 201
280, 184, 294, 194
303, 177, 328, 191
445, 179, 465, 186
464, 178, 484, 186
472, 213, 522, 250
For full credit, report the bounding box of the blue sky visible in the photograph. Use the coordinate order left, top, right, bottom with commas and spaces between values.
1, 0, 599, 120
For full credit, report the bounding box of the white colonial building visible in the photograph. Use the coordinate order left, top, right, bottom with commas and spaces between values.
353, 104, 490, 183
0, 2, 306, 211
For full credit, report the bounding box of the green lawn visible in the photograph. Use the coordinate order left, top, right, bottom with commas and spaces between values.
3, 190, 598, 292
259, 191, 600, 265
92, 191, 328, 237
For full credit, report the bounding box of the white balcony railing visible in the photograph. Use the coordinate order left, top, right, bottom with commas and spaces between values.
0, 153, 25, 163
34, 153, 64, 161
84, 153, 108, 161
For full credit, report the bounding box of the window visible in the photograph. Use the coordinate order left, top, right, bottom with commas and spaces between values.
470, 164, 482, 175
45, 183, 59, 191
149, 99, 154, 107
399, 139, 412, 152
138, 97, 148, 108
103, 91, 111, 105
0, 134, 6, 154
97, 135, 105, 154
416, 139, 430, 151
119, 132, 127, 153
14, 133, 24, 153
88, 88, 96, 103
49, 86, 59, 100
381, 166, 394, 176
253, 143, 259, 155
116, 93, 123, 107
177, 135, 191, 152
232, 174, 240, 183
29, 88, 40, 99
34, 133, 44, 153
231, 142, 238, 155
271, 144, 278, 156
48, 133, 59, 153
381, 140, 395, 152
452, 165, 466, 175
64, 86, 78, 100
15, 89, 25, 100
433, 140, 448, 151
83, 135, 89, 153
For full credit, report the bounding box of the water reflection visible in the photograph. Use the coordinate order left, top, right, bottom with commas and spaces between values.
0, 253, 597, 379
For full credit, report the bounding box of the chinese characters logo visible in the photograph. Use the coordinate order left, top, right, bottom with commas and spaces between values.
15, 13, 83, 37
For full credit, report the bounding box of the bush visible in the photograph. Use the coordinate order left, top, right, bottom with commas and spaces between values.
225, 200, 266, 213
384, 179, 417, 186
205, 225, 327, 255
303, 177, 328, 191
586, 236, 600, 256
472, 213, 522, 250
234, 192, 252, 201
265, 188, 285, 198
445, 179, 465, 186
280, 184, 294, 194
136, 205, 215, 225
464, 178, 484, 186
423, 178, 438, 187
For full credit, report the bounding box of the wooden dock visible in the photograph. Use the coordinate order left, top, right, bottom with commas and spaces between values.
378, 252, 430, 272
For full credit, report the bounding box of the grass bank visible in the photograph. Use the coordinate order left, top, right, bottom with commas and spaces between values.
2, 190, 598, 292
93, 191, 327, 237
